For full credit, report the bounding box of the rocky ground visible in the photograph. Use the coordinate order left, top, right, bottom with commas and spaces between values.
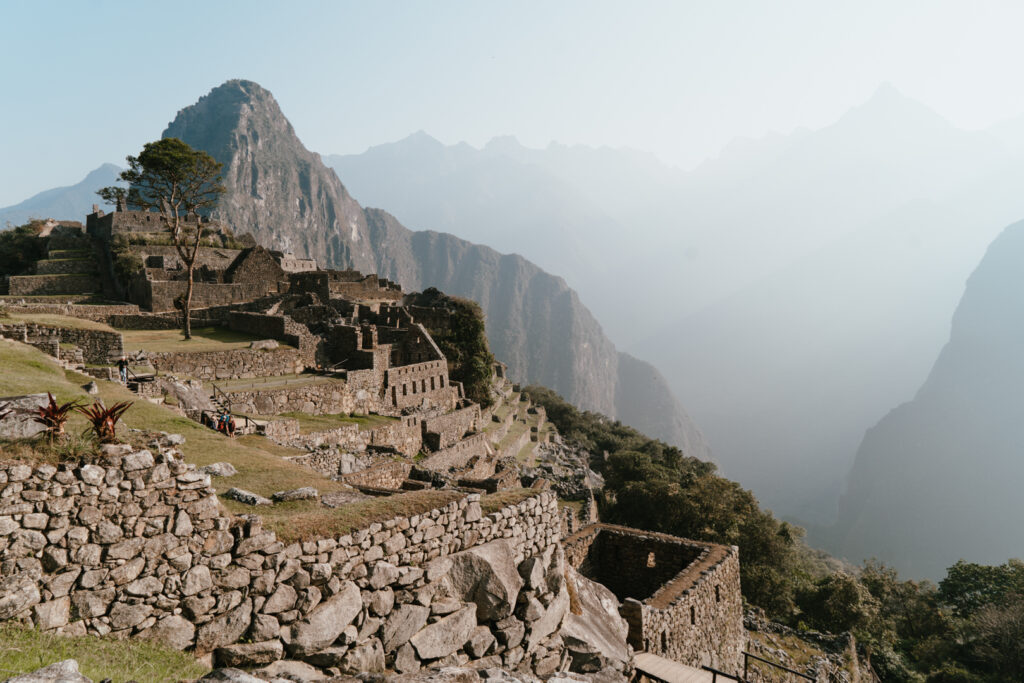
2, 659, 627, 683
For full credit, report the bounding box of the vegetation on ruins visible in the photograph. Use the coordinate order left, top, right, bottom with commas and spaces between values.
76, 400, 132, 443
412, 288, 496, 407
524, 382, 1024, 682
32, 392, 80, 438
0, 623, 208, 682
99, 137, 225, 339
0, 221, 48, 278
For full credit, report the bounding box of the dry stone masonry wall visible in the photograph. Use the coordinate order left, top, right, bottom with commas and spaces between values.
0, 447, 576, 676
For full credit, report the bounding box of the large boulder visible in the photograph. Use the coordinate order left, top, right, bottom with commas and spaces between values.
0, 394, 48, 440
0, 573, 40, 620
215, 640, 284, 667
447, 539, 523, 621
2, 659, 92, 683
138, 614, 196, 651
560, 566, 631, 672
383, 604, 430, 651
196, 599, 253, 653
287, 581, 361, 656
409, 604, 477, 660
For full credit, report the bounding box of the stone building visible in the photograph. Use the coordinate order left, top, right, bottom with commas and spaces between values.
563, 523, 745, 673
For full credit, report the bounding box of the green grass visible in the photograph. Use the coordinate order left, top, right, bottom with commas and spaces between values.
0, 624, 208, 683
278, 411, 398, 434
480, 488, 539, 514
1, 313, 115, 332
249, 489, 464, 542
121, 327, 290, 353
516, 440, 537, 466
47, 250, 92, 258
498, 421, 528, 451
9, 273, 94, 279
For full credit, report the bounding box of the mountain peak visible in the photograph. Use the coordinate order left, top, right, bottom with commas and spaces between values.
836, 82, 951, 132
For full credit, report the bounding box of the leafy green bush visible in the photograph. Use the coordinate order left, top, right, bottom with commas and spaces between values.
0, 221, 48, 276
521, 383, 820, 618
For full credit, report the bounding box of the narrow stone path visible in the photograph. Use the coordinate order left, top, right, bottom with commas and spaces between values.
634, 652, 718, 683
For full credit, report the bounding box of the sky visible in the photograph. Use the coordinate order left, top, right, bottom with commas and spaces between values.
4, 0, 1024, 206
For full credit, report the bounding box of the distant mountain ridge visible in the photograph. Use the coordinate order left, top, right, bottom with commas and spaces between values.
161, 80, 707, 456
323, 86, 1024, 526
0, 164, 122, 228
832, 219, 1024, 578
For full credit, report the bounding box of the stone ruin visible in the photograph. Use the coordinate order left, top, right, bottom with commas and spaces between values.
0, 204, 749, 679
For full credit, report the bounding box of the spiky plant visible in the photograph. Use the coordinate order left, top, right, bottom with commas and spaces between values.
76, 400, 133, 443
33, 393, 80, 439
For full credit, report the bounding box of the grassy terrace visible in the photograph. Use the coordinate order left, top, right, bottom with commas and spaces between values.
0, 340, 471, 543
278, 411, 398, 434
0, 624, 207, 683
121, 326, 291, 353
1, 313, 115, 332
480, 487, 538, 514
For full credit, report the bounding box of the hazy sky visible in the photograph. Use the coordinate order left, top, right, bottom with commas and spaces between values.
4, 0, 1024, 206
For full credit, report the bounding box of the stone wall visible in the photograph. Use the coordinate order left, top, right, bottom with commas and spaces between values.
5, 304, 141, 324
387, 361, 452, 411
0, 451, 567, 675
281, 420, 422, 459
34, 258, 97, 276
420, 433, 495, 479
146, 347, 305, 381
223, 380, 377, 419
564, 524, 744, 673
8, 274, 99, 296
142, 280, 279, 313
341, 461, 413, 490
423, 405, 480, 451
0, 322, 124, 364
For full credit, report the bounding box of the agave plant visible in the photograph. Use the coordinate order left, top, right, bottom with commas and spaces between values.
33, 393, 81, 438
76, 400, 133, 443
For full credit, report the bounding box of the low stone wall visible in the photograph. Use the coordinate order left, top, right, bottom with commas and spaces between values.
5, 304, 141, 324
423, 405, 480, 451
260, 419, 300, 442
147, 347, 305, 381
341, 460, 413, 490
497, 425, 533, 462
143, 280, 279, 313
34, 259, 96, 276
225, 381, 365, 418
420, 433, 492, 475
282, 420, 422, 459
564, 524, 744, 673
8, 274, 99, 296
0, 322, 123, 364
487, 408, 518, 446
0, 451, 565, 675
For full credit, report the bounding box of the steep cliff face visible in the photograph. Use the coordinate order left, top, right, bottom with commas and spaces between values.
833, 219, 1024, 578
162, 81, 373, 273
160, 80, 704, 454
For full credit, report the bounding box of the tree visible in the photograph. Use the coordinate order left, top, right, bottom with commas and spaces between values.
99, 137, 225, 339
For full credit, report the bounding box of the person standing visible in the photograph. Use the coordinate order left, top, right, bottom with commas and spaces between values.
118, 356, 129, 384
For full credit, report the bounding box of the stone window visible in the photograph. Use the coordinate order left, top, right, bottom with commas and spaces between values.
660, 630, 667, 651
403, 384, 408, 396
715, 585, 721, 602
646, 551, 656, 568
412, 382, 417, 394
430, 376, 436, 391
421, 379, 427, 393
690, 605, 696, 625
440, 376, 445, 388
